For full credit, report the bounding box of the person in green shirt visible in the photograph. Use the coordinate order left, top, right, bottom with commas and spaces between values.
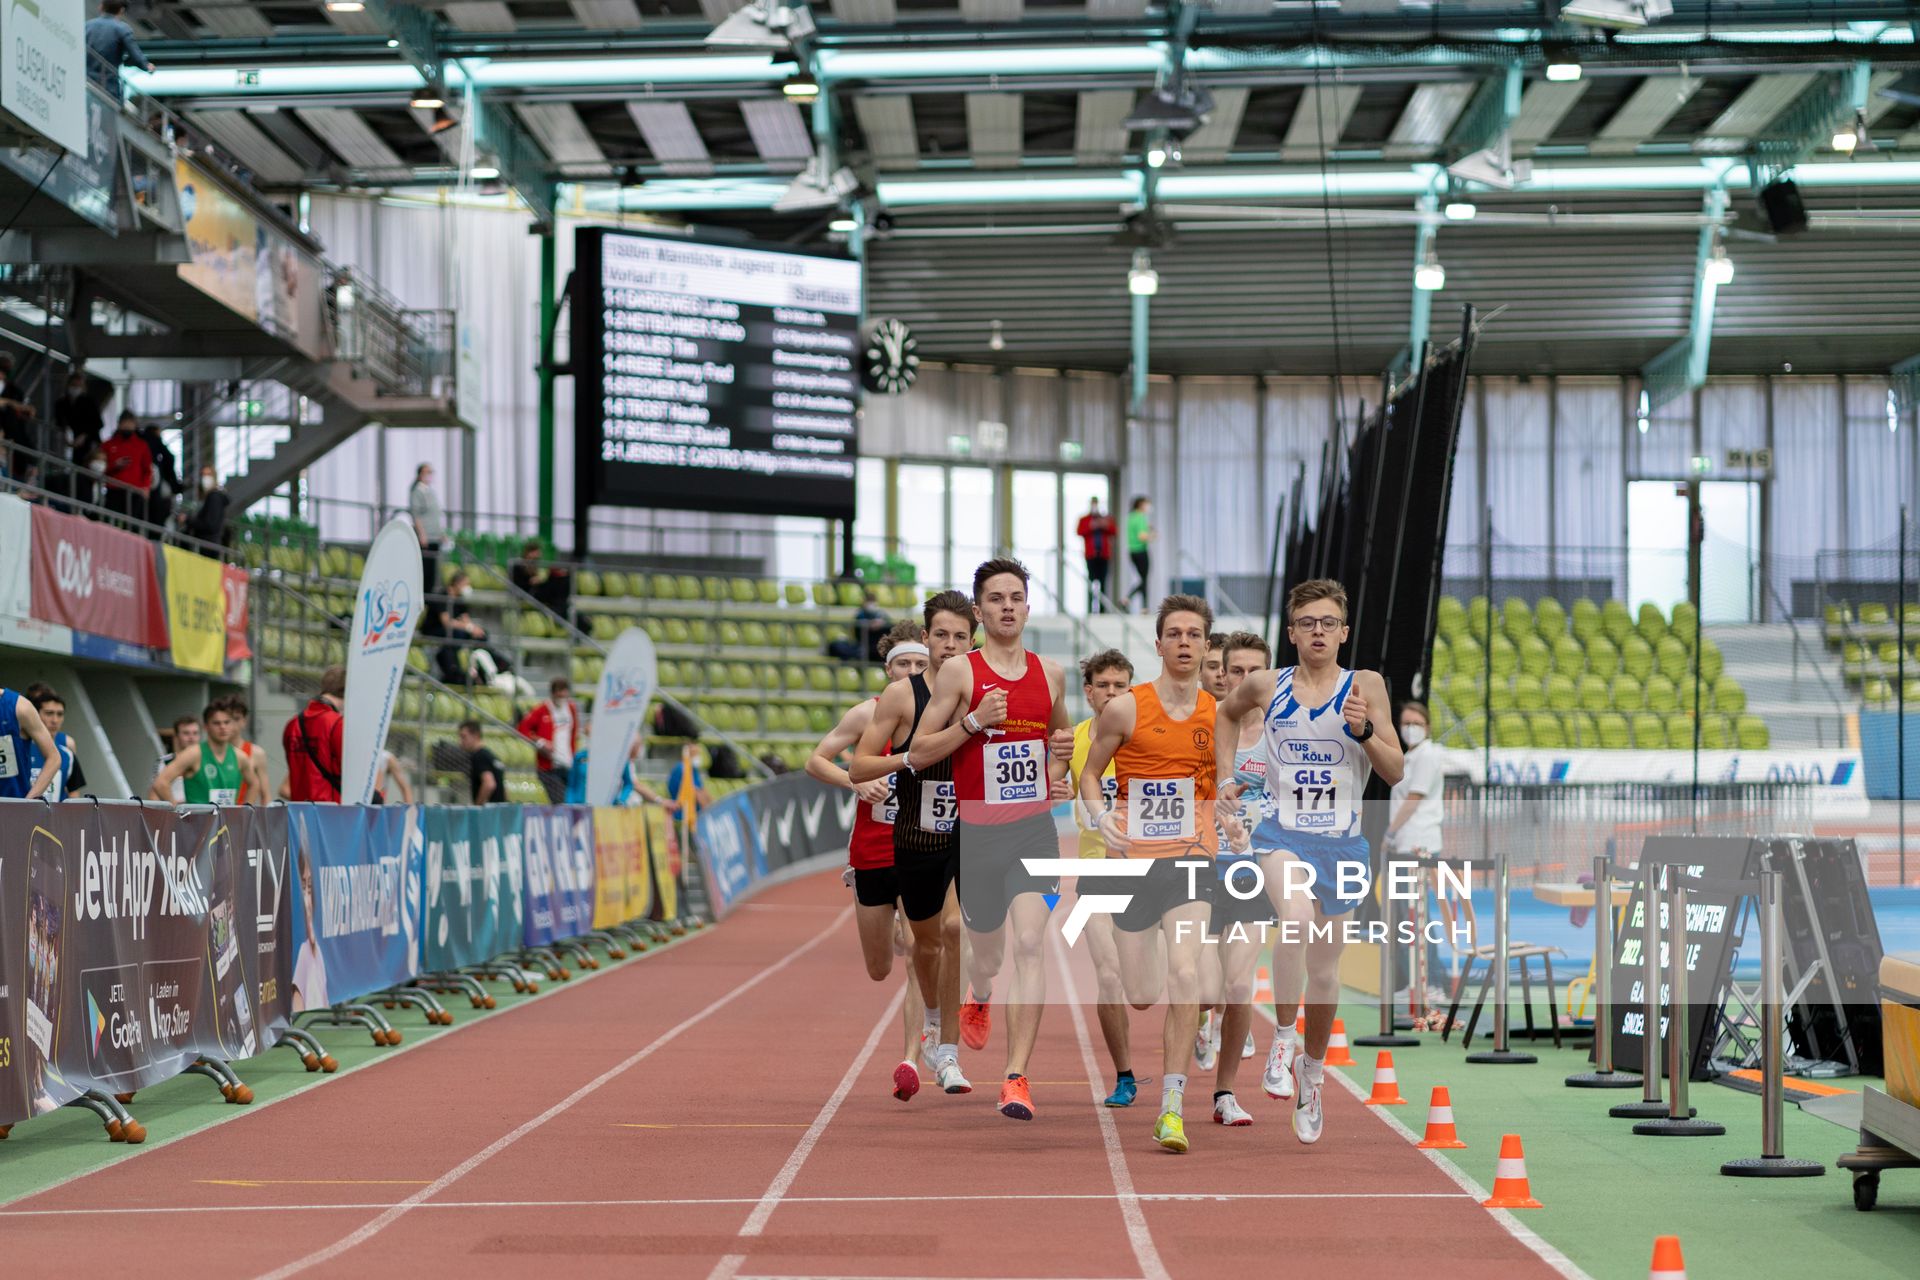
1125, 495, 1154, 612
150, 701, 247, 805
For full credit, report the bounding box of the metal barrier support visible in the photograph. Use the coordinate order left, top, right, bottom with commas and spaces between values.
1633, 874, 1725, 1136
1612, 862, 1679, 1118
1466, 839, 1535, 1064
1722, 868, 1827, 1176
1567, 854, 1642, 1089
1356, 889, 1419, 1048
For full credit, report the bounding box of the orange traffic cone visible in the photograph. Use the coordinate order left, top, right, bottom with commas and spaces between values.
1294, 1012, 1306, 1036
1366, 1051, 1408, 1105
1325, 1019, 1357, 1067
1482, 1133, 1543, 1209
1253, 966, 1273, 1006
1648, 1236, 1686, 1280
1416, 1086, 1467, 1148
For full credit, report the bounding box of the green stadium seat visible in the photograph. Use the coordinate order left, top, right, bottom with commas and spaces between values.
1517, 633, 1551, 679
1529, 712, 1566, 749
795, 623, 825, 650
667, 574, 694, 601
1492, 712, 1531, 748
1863, 677, 1891, 705
1430, 635, 1452, 681
1906, 679, 1920, 704
1565, 710, 1599, 748
741, 621, 770, 648
836, 582, 863, 607
1596, 712, 1631, 749
687, 619, 713, 645
718, 620, 744, 647
1577, 672, 1610, 713
785, 582, 808, 606
1601, 599, 1634, 648
1701, 715, 1731, 750
407, 647, 427, 674
807, 706, 835, 734
837, 666, 863, 694
700, 576, 724, 602
731, 578, 756, 604
1645, 674, 1678, 713
1843, 641, 1868, 673
1670, 600, 1698, 643
1502, 598, 1533, 645
809, 666, 834, 693
1436, 595, 1466, 639
1488, 634, 1517, 679
602, 571, 630, 597
1466, 596, 1492, 642
1675, 678, 1700, 713
1736, 715, 1770, 750
1655, 635, 1688, 682
577, 570, 603, 597
1621, 634, 1654, 681
1631, 714, 1666, 749
1486, 679, 1514, 713
658, 659, 682, 686
1450, 634, 1484, 676
776, 705, 805, 734
867, 666, 888, 693
1666, 714, 1696, 747
1861, 602, 1890, 625
1460, 710, 1488, 747
1636, 602, 1668, 644
729, 662, 756, 689
1881, 641, 1902, 666
1551, 633, 1585, 678
1443, 673, 1483, 714
1535, 597, 1567, 639
1585, 634, 1619, 680
783, 663, 808, 692
1570, 597, 1601, 643
664, 618, 691, 645
1610, 676, 1645, 712
1698, 637, 1724, 683
706, 661, 730, 690
1545, 672, 1577, 712
1513, 674, 1545, 711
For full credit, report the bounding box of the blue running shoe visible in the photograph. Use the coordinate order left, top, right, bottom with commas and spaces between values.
1104, 1075, 1138, 1108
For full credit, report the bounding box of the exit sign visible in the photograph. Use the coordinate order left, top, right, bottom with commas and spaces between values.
236, 70, 262, 86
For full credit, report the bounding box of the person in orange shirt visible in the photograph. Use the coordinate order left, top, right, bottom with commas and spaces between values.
1077, 592, 1221, 1155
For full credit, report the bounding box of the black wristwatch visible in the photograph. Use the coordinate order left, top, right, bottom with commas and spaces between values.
1346, 718, 1374, 743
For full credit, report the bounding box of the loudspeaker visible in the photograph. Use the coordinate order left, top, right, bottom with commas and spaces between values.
1759, 179, 1809, 235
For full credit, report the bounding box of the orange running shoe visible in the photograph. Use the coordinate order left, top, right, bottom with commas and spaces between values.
998, 1074, 1034, 1121
892, 1059, 921, 1102
960, 997, 992, 1050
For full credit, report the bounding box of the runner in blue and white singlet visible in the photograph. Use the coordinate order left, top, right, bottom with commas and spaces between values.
1250, 665, 1373, 911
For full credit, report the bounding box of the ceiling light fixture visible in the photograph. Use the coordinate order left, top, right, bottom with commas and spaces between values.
1636, 389, 1651, 434
827, 216, 857, 232
411, 84, 446, 109
326, 1, 367, 12
1545, 53, 1583, 82
1414, 244, 1446, 291
1146, 144, 1167, 169
1705, 241, 1734, 285
773, 154, 859, 212
1124, 76, 1215, 139
989, 319, 1005, 352
705, 0, 816, 53
471, 166, 500, 180
1128, 249, 1159, 297
1444, 200, 1477, 220
782, 74, 820, 103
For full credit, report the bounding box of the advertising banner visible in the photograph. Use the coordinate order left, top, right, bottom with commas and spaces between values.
0, 494, 32, 618
0, 0, 88, 154
0, 91, 115, 230
693, 792, 760, 923
591, 805, 652, 928
175, 157, 259, 322
223, 564, 252, 663
286, 804, 421, 1010
643, 807, 678, 923
342, 517, 423, 806
159, 545, 227, 676
523, 806, 596, 947
28, 505, 167, 649
421, 807, 524, 972
586, 628, 657, 808
0, 800, 293, 1127
1472, 747, 1869, 819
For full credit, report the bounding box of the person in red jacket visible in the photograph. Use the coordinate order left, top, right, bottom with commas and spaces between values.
102, 410, 154, 527
517, 676, 580, 802
283, 665, 346, 802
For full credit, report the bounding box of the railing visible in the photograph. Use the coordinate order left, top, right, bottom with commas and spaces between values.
327, 270, 454, 400
0, 438, 236, 561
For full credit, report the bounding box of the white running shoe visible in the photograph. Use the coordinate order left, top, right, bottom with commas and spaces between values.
1193, 1013, 1218, 1072
1263, 1033, 1298, 1100
1242, 1031, 1258, 1060
935, 1053, 973, 1095
1292, 1054, 1324, 1145
1213, 1093, 1254, 1127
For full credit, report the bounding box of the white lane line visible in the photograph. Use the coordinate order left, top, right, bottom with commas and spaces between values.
0, 1191, 1473, 1218
1050, 931, 1172, 1280
0, 923, 709, 1213
1256, 1006, 1594, 1280
251, 905, 855, 1280
705, 982, 909, 1280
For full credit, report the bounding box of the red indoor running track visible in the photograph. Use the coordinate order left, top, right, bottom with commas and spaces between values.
0, 871, 1575, 1280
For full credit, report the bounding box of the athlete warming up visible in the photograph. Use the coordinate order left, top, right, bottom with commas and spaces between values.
807, 620, 940, 1099
909, 559, 1073, 1122
1214, 579, 1403, 1146
1077, 595, 1221, 1154
850, 592, 980, 1098
1069, 648, 1154, 1108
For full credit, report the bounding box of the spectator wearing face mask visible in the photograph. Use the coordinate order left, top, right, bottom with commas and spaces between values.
139, 422, 181, 534
186, 468, 231, 547
102, 410, 153, 526
1385, 700, 1467, 983
52, 370, 103, 509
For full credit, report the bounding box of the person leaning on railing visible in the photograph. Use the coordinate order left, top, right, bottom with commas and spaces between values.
85, 1, 154, 100
102, 411, 152, 526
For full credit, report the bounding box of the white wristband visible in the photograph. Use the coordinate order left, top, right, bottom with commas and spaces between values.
964, 712, 982, 735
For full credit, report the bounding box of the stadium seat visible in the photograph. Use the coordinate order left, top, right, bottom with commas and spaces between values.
1585, 634, 1620, 680
1436, 595, 1466, 639
1666, 714, 1697, 747
813, 582, 836, 607
1636, 602, 1667, 644
1701, 715, 1731, 750
795, 623, 825, 649
1570, 597, 1601, 643
1528, 711, 1565, 748
837, 666, 863, 694
1861, 602, 1890, 626
1601, 599, 1634, 648
603, 571, 631, 597
1864, 677, 1891, 705
786, 582, 808, 606
1698, 636, 1724, 682
1513, 674, 1545, 711
1610, 675, 1645, 712
1449, 634, 1484, 676
867, 666, 888, 692
1655, 635, 1688, 682
1488, 633, 1517, 679
1565, 710, 1599, 747
741, 621, 770, 648
809, 666, 834, 693
1466, 596, 1492, 642
1545, 672, 1576, 712
784, 663, 808, 692
1551, 633, 1585, 677
1596, 712, 1632, 749
577, 570, 602, 597
729, 662, 756, 689
731, 577, 756, 604
1670, 600, 1698, 643
1621, 634, 1654, 680
1517, 633, 1551, 678
1577, 673, 1610, 713
1736, 715, 1770, 750
1711, 677, 1745, 714
1645, 674, 1678, 713
1430, 635, 1452, 681
718, 620, 743, 647
1502, 598, 1533, 645
808, 706, 835, 734
1631, 714, 1666, 749
1535, 597, 1567, 639
1486, 680, 1514, 713
1881, 641, 1902, 667
664, 618, 691, 645
1460, 711, 1489, 747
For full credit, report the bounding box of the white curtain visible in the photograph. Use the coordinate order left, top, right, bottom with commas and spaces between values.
1442, 380, 1481, 583
1173, 378, 1261, 591
1554, 378, 1624, 586
1770, 377, 1843, 609
1120, 379, 1177, 605
1847, 376, 1905, 553
1482, 377, 1550, 553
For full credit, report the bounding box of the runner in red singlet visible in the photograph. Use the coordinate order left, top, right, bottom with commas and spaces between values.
909, 557, 1073, 1121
